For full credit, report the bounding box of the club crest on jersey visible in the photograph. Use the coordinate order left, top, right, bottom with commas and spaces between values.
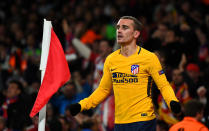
131, 65, 139, 75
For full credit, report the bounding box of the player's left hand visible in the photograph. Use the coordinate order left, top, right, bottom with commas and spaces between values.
170, 100, 181, 114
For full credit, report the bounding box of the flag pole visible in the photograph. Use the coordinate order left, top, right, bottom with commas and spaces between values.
38, 19, 52, 131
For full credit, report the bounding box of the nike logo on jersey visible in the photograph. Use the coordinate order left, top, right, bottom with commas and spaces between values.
111, 68, 117, 72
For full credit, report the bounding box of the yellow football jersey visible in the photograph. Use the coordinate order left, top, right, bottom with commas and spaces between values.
79, 46, 178, 124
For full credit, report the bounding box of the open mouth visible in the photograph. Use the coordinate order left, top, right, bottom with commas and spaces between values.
117, 35, 123, 39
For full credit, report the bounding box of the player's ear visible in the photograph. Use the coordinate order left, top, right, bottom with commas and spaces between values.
134, 30, 140, 38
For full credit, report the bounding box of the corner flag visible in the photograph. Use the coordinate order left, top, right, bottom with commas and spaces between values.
30, 20, 71, 117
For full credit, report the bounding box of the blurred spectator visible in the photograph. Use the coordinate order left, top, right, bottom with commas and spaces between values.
158, 68, 192, 125
71, 38, 113, 90
46, 103, 63, 131
72, 71, 92, 96
144, 23, 168, 52
65, 106, 78, 131
169, 99, 209, 131
74, 111, 100, 131
196, 28, 209, 64
58, 116, 71, 131
0, 116, 10, 131
51, 80, 78, 115
182, 63, 206, 98
80, 119, 98, 131
156, 120, 169, 131
171, 69, 192, 103
26, 115, 49, 131
0, 80, 32, 130
51, 78, 91, 115
0, 66, 4, 91
161, 29, 185, 69
22, 33, 41, 85
99, 95, 114, 131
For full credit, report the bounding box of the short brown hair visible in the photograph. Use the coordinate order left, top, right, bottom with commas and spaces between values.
184, 99, 204, 117
120, 16, 143, 32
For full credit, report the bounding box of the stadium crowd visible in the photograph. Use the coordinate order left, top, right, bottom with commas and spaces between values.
0, 0, 209, 130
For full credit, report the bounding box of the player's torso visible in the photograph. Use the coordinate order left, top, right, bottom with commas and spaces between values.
108, 47, 156, 123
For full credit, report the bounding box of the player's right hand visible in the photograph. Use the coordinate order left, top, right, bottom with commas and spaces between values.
69, 103, 81, 116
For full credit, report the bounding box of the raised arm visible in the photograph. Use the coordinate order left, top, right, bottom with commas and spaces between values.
72, 38, 91, 59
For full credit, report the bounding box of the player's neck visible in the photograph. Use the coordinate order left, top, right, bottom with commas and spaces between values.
120, 42, 138, 57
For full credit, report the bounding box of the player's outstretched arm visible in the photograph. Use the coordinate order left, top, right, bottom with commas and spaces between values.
149, 53, 180, 112
69, 56, 112, 116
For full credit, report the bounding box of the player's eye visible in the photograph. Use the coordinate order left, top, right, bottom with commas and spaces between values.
122, 25, 129, 29
116, 25, 120, 30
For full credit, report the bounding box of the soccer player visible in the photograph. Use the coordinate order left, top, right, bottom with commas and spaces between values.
69, 16, 181, 131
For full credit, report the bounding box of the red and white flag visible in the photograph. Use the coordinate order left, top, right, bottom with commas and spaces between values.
30, 21, 70, 117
